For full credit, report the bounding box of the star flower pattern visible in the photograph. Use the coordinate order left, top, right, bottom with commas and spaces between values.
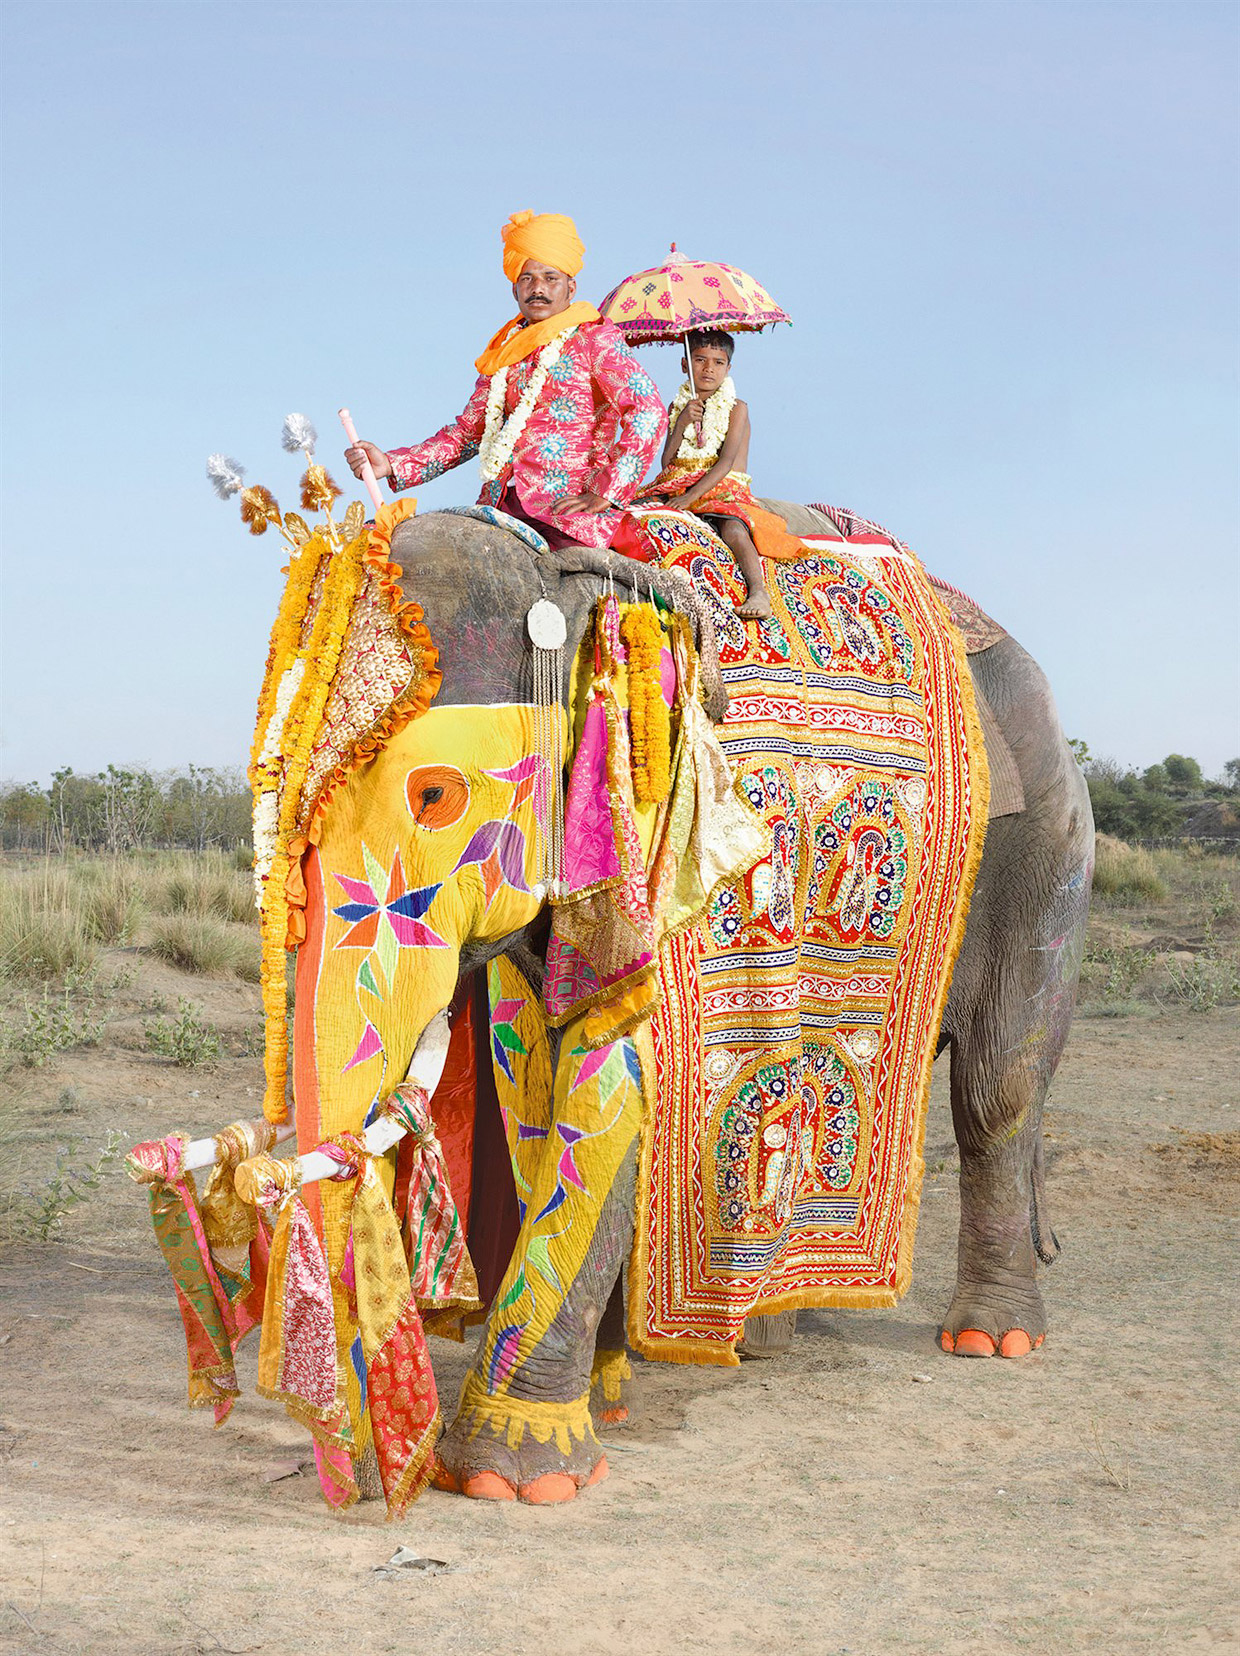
331, 847, 447, 951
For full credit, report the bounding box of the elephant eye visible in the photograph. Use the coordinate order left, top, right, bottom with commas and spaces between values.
421, 787, 444, 806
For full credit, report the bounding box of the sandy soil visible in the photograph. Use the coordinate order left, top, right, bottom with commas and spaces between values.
1, 949, 1238, 1655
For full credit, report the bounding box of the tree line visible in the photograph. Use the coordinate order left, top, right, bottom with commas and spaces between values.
0, 766, 251, 853
1070, 746, 1240, 843
2, 750, 1237, 855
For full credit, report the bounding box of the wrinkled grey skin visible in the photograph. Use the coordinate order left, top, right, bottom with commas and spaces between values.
381, 514, 1093, 1489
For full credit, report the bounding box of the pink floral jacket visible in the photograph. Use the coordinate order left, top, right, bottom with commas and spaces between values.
386, 319, 666, 548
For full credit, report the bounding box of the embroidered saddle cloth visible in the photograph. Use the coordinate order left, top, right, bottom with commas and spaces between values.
629, 507, 989, 1363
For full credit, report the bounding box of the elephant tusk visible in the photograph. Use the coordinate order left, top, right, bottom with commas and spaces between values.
261, 1008, 453, 1196
179, 1009, 454, 1183
182, 1120, 296, 1173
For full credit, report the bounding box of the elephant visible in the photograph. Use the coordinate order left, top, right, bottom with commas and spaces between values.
291, 501, 1094, 1507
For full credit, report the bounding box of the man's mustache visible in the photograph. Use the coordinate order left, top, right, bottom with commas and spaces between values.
525, 293, 552, 304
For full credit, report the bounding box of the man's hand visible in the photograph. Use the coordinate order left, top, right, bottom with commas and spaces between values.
345, 441, 393, 480
550, 491, 609, 517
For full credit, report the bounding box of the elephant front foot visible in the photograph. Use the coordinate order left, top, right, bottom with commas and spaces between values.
434, 1374, 608, 1505
590, 1347, 633, 1428
939, 1277, 1047, 1358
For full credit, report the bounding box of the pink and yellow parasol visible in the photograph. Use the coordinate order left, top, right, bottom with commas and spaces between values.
599, 246, 790, 346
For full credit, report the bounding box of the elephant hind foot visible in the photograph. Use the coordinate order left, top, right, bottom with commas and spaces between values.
590, 1347, 633, 1430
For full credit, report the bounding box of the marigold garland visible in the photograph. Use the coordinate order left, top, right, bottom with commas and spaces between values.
621, 603, 672, 804
254, 530, 368, 1122
249, 536, 330, 787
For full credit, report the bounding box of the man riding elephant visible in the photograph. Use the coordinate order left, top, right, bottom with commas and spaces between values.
345, 209, 667, 559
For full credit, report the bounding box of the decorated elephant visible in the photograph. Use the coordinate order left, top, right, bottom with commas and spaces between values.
236, 486, 1090, 1511
133, 483, 1091, 1517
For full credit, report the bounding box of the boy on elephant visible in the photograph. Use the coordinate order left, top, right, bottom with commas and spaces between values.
345, 210, 667, 560
637, 329, 803, 621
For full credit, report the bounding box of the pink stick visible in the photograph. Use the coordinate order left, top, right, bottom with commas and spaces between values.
338, 407, 384, 513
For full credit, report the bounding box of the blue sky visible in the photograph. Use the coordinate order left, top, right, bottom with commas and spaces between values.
2, 0, 1236, 782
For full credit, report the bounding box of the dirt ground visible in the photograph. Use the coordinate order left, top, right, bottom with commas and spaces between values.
1, 942, 1238, 1655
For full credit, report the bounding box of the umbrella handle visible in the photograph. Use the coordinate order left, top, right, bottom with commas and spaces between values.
338, 407, 384, 513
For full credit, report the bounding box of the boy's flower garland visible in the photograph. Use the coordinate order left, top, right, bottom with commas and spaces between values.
478, 327, 578, 482
670, 375, 736, 463
620, 604, 672, 805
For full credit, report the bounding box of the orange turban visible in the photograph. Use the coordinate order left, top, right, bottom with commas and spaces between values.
501, 210, 584, 283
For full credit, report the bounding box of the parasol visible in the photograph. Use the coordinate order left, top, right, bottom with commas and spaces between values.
599, 245, 790, 420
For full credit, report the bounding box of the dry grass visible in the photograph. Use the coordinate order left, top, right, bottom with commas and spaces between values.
1092, 834, 1168, 903
0, 866, 99, 981
1079, 845, 1240, 1017
157, 850, 255, 925
144, 913, 260, 980
1084, 1417, 1133, 1491
70, 858, 147, 943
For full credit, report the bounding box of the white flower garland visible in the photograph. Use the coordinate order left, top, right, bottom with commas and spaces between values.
670, 375, 736, 463
252, 656, 305, 905
478, 327, 578, 482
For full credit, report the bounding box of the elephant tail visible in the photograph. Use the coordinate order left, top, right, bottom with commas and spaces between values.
1030, 1129, 1062, 1266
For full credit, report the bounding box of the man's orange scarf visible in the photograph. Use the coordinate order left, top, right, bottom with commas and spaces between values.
475, 300, 601, 375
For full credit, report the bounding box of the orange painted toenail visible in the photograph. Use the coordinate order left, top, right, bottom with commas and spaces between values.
953, 1328, 997, 1358
585, 1456, 609, 1487
1033, 1333, 1045, 1349
518, 1472, 578, 1505
999, 1329, 1033, 1358
940, 1330, 955, 1353
432, 1461, 460, 1494
597, 1406, 629, 1426
463, 1471, 517, 1502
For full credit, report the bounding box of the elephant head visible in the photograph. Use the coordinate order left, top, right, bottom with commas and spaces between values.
291, 511, 726, 1143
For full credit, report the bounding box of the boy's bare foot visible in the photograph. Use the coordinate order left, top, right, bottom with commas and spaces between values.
736, 583, 773, 622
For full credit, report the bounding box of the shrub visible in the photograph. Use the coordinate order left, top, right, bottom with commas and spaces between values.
1086, 941, 1155, 1006
6, 984, 106, 1067
1092, 835, 1167, 904
145, 913, 260, 980
26, 1130, 125, 1240
1163, 957, 1226, 1013
145, 999, 221, 1065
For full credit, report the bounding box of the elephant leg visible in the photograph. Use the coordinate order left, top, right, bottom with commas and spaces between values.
942, 1050, 1051, 1357
737, 1309, 798, 1359
941, 808, 1092, 1358
436, 1033, 643, 1504
590, 1275, 634, 1427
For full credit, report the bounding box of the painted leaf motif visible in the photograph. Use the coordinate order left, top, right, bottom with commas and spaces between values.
487, 1325, 524, 1392
533, 1184, 567, 1224
343, 1022, 382, 1072
526, 1235, 561, 1291
498, 1267, 527, 1314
